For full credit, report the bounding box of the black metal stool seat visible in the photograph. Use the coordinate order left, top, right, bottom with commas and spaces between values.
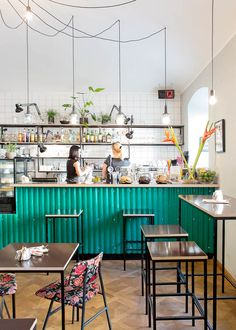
122, 209, 155, 271
147, 241, 208, 330
45, 210, 84, 259
141, 224, 189, 313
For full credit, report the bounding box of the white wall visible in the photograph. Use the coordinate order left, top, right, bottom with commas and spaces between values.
188, 87, 208, 167
181, 34, 236, 278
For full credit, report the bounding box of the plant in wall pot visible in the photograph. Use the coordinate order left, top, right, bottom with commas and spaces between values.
96, 112, 111, 124
73, 86, 105, 125
6, 143, 17, 159
60, 104, 71, 124
46, 109, 57, 124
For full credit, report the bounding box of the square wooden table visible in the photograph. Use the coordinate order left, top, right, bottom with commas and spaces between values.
0, 243, 79, 330
178, 195, 236, 330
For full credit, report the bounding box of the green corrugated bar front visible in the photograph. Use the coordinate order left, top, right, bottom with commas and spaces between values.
0, 186, 215, 254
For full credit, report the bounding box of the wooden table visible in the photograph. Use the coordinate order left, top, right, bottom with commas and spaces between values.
178, 195, 236, 330
0, 243, 79, 330
0, 318, 37, 330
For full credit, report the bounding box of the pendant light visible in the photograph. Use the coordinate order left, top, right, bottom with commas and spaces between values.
24, 1, 33, 21
209, 0, 217, 105
70, 16, 78, 124
109, 20, 131, 125
162, 27, 170, 125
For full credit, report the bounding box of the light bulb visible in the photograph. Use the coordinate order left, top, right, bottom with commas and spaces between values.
24, 113, 33, 124
115, 113, 126, 125
70, 113, 78, 125
209, 89, 217, 105
24, 6, 33, 21
162, 113, 171, 125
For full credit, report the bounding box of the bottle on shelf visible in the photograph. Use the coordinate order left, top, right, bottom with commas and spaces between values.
90, 130, 95, 143
30, 129, 35, 143
94, 130, 98, 143
86, 129, 90, 143
26, 129, 30, 143
18, 130, 23, 142
82, 131, 86, 143
107, 155, 113, 184
76, 131, 81, 143
98, 128, 103, 143
22, 128, 27, 142
102, 129, 107, 143
106, 131, 112, 143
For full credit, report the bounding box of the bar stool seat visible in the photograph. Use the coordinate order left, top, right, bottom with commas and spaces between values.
122, 209, 155, 271
147, 241, 208, 330
45, 210, 84, 259
141, 224, 189, 313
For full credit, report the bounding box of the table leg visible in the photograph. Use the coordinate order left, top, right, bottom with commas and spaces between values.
141, 231, 144, 296
213, 220, 218, 330
61, 271, 65, 330
222, 219, 225, 293
152, 260, 156, 330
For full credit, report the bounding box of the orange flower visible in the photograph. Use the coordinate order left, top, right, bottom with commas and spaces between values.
202, 123, 216, 143
163, 128, 176, 144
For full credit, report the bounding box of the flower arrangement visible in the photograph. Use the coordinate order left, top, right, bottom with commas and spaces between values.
163, 121, 216, 180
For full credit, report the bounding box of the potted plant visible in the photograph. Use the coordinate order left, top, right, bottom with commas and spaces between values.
96, 112, 111, 124
73, 86, 104, 125
46, 109, 57, 124
6, 143, 17, 159
60, 104, 71, 124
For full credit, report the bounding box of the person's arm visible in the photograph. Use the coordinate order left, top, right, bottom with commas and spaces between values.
102, 163, 108, 179
73, 161, 90, 177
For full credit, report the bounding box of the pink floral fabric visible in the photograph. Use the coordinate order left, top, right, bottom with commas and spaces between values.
35, 253, 103, 306
0, 273, 17, 296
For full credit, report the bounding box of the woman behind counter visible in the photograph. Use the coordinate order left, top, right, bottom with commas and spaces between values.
66, 145, 92, 183
102, 142, 130, 182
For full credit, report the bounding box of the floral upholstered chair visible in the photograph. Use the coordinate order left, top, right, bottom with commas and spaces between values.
35, 252, 112, 329
0, 273, 17, 318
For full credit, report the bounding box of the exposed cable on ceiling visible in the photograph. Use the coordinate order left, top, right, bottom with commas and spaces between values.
4, 0, 165, 43
0, 9, 24, 29
46, 0, 137, 9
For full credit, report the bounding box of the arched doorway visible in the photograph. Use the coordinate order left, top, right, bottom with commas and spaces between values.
188, 87, 209, 167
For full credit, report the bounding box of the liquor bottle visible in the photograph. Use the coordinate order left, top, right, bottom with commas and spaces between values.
34, 129, 38, 143
82, 131, 86, 143
98, 128, 103, 143
22, 128, 27, 142
102, 129, 107, 143
18, 130, 23, 142
94, 130, 98, 143
26, 129, 30, 142
106, 131, 112, 143
86, 129, 90, 143
30, 129, 35, 142
90, 130, 95, 143
76, 131, 81, 143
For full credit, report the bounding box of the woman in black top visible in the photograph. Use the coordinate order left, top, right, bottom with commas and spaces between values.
66, 145, 92, 183
102, 142, 130, 181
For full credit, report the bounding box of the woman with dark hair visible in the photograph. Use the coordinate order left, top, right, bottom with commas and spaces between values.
66, 145, 92, 183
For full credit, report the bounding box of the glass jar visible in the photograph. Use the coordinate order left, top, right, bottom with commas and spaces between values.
137, 172, 151, 184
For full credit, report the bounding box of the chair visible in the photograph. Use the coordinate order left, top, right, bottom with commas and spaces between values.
35, 253, 112, 330
0, 273, 17, 319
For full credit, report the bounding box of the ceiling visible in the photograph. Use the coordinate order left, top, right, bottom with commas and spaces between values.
0, 0, 236, 94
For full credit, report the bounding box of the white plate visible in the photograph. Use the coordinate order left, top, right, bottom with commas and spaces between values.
31, 250, 43, 257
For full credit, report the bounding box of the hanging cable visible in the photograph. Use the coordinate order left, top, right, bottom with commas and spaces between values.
211, 0, 214, 91
72, 16, 75, 111
7, 0, 73, 37
164, 27, 167, 109
0, 9, 24, 29
26, 20, 30, 111
46, 0, 137, 9
6, 0, 165, 43
118, 20, 121, 109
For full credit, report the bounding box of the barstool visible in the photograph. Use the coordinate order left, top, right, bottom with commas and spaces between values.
45, 209, 84, 259
122, 209, 155, 271
141, 224, 189, 313
147, 241, 208, 330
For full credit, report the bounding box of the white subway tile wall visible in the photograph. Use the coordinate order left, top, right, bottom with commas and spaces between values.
0, 92, 182, 171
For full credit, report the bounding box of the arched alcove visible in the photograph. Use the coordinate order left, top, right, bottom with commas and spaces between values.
187, 87, 209, 167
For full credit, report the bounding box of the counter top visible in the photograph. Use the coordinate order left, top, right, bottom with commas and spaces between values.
13, 183, 220, 188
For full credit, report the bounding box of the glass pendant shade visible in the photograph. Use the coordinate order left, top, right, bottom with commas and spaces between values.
209, 89, 217, 105
115, 113, 126, 125
25, 6, 33, 21
70, 113, 78, 125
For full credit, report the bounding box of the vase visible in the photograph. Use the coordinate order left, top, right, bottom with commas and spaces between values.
80, 117, 88, 125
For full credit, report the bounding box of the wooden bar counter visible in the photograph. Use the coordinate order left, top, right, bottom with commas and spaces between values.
0, 183, 218, 254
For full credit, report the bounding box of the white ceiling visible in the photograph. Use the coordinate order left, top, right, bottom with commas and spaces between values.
0, 0, 236, 94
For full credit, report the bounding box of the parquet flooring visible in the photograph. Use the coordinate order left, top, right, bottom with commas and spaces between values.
2, 259, 236, 329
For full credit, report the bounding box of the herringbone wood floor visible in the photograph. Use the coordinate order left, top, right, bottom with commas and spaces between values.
3, 259, 236, 329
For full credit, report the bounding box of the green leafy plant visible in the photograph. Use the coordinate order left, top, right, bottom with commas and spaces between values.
47, 109, 57, 120
96, 112, 111, 124
73, 86, 105, 121
6, 143, 17, 153
62, 104, 72, 112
